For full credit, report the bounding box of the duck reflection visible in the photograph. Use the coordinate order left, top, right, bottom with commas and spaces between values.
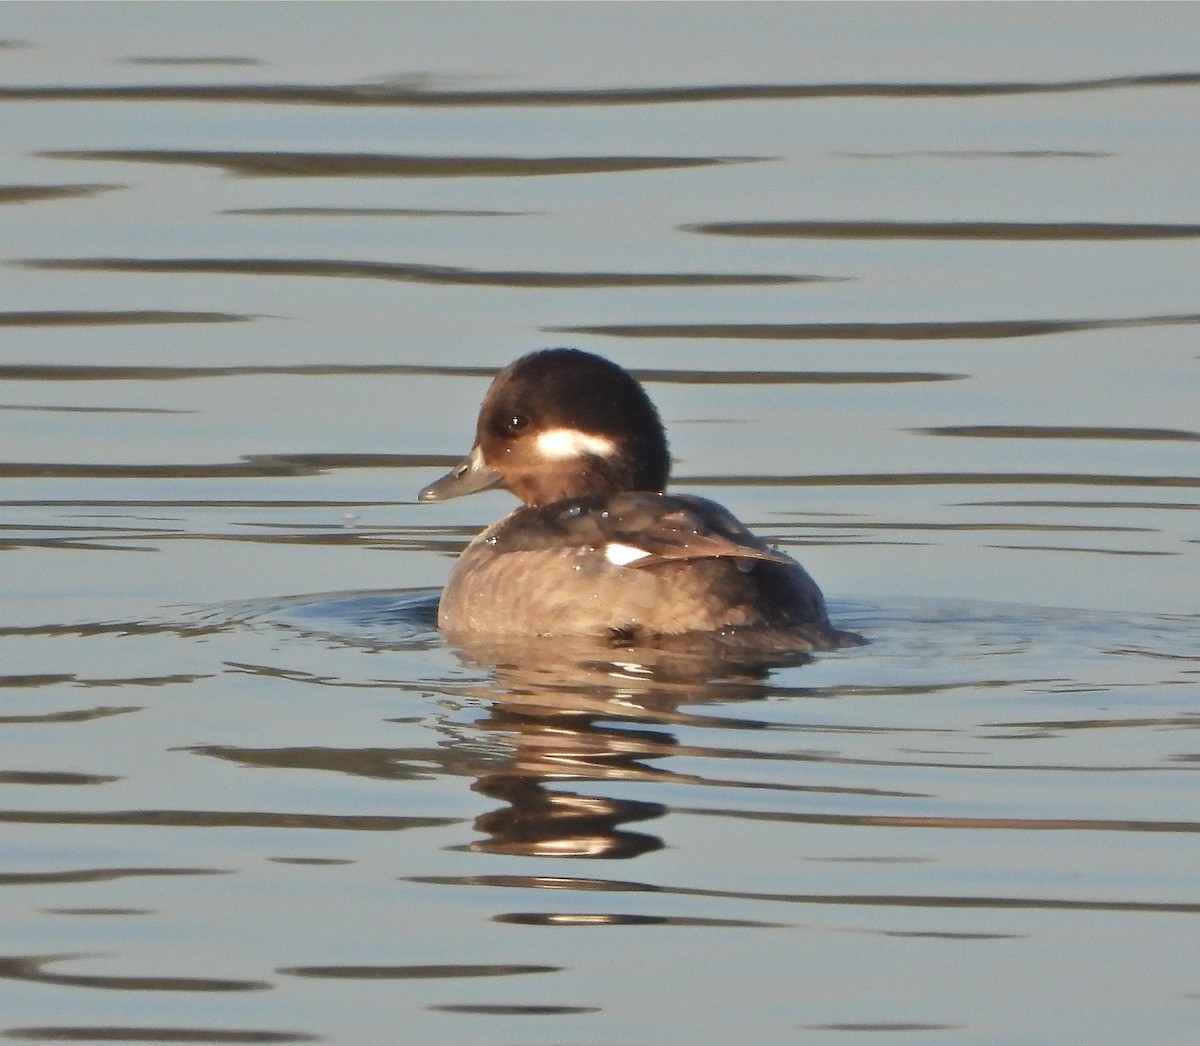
448, 632, 812, 859
194, 601, 818, 860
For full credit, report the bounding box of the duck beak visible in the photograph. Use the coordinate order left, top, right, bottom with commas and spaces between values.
418, 445, 503, 502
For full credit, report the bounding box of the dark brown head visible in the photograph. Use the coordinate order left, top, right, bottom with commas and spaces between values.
419, 348, 670, 507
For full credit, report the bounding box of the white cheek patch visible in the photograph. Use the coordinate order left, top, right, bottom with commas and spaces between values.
535, 427, 617, 460
604, 542, 651, 566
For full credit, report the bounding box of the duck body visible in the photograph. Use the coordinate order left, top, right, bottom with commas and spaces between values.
420, 348, 861, 652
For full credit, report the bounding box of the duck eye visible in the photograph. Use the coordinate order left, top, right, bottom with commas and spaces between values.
505, 414, 530, 434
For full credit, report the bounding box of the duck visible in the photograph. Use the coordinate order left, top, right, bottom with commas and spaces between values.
419, 347, 861, 652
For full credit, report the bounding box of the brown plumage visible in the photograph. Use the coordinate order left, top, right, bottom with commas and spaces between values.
420, 349, 862, 651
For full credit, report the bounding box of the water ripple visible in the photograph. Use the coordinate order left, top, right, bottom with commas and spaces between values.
688, 219, 1200, 240
4, 1028, 317, 1043
4, 70, 1198, 107
0, 362, 965, 385
407, 875, 1200, 914
279, 963, 559, 980
915, 425, 1200, 442
0, 954, 270, 992
0, 184, 123, 204
24, 255, 814, 288
553, 313, 1200, 340
0, 311, 249, 327
38, 149, 757, 178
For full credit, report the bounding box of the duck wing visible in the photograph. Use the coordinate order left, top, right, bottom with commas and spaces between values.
497, 492, 795, 568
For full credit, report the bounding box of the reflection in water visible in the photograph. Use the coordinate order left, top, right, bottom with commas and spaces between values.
0, 705, 141, 726
4, 12, 1198, 1040
25, 255, 810, 288
964, 499, 1198, 511
915, 425, 1200, 442
0, 361, 966, 385
198, 650, 775, 859
0, 770, 118, 785
0, 311, 249, 327
412, 874, 1200, 914
0, 453, 455, 480
838, 150, 1114, 160
472, 775, 665, 859
188, 720, 669, 859
426, 1004, 601, 1016
0, 403, 192, 415
805, 1022, 965, 1033
0, 953, 269, 992
4, 70, 1198, 106
468, 716, 668, 860
688, 219, 1200, 240
14, 547, 1169, 878
121, 56, 265, 67
452, 633, 831, 859
222, 206, 534, 217
4, 1028, 317, 1044
280, 962, 559, 980
0, 867, 223, 888
4, 457, 1192, 492
554, 313, 1200, 341
678, 470, 1200, 489
0, 184, 122, 204
39, 149, 755, 178
217, 593, 1200, 864
192, 606, 833, 859
0, 808, 452, 832
494, 911, 785, 927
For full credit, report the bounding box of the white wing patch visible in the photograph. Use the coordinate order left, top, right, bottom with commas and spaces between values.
604, 542, 651, 566
535, 427, 617, 460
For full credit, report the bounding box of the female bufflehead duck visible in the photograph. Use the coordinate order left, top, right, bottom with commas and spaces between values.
419, 348, 860, 651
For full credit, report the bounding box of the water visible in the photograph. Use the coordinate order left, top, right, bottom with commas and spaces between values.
1, 4, 1198, 1043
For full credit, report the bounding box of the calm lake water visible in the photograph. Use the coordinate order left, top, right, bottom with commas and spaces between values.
1, 3, 1198, 1043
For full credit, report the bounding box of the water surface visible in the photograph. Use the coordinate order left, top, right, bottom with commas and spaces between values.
1, 5, 1198, 1044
